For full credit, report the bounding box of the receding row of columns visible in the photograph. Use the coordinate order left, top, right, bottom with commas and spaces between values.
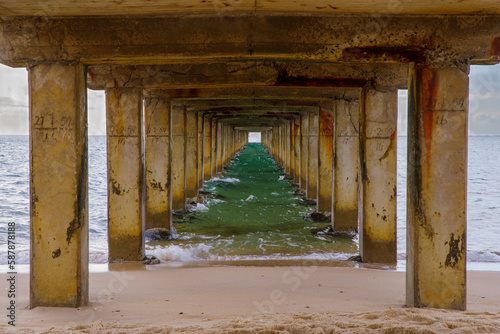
29, 61, 468, 311
29, 72, 247, 307
261, 63, 468, 310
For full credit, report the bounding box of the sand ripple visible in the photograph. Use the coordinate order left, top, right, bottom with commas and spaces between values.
10, 308, 500, 334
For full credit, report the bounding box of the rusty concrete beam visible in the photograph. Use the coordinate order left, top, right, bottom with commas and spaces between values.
145, 87, 360, 101
87, 62, 408, 90
180, 99, 323, 108
1, 15, 498, 66
234, 126, 272, 131
186, 106, 318, 114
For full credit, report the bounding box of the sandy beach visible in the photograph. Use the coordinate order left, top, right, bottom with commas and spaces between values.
1, 264, 500, 333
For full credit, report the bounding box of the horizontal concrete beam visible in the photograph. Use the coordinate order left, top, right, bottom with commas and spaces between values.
1, 15, 498, 66
145, 87, 361, 101
234, 126, 272, 131
87, 62, 408, 90
186, 106, 318, 114
181, 99, 323, 108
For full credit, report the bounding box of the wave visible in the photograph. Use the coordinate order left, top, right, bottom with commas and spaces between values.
468, 250, 500, 263
188, 203, 209, 212
205, 177, 240, 183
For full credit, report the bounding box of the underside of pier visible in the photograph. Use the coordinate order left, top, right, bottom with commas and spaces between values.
1, 0, 499, 311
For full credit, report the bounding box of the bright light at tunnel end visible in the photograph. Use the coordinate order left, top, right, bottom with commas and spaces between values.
248, 132, 262, 143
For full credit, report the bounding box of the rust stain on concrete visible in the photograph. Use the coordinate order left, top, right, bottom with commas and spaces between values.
491, 36, 500, 57
66, 219, 81, 244
444, 232, 465, 268
274, 68, 367, 87
52, 248, 61, 259
421, 66, 439, 162
342, 46, 427, 63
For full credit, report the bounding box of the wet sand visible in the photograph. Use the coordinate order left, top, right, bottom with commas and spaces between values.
2, 264, 500, 333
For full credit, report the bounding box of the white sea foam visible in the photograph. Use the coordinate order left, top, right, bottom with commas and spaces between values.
147, 244, 213, 262
189, 203, 209, 212
245, 195, 256, 201
207, 177, 240, 183
207, 198, 226, 205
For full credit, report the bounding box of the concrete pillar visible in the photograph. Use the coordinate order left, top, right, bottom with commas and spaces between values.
285, 120, 291, 175
406, 63, 469, 310
273, 127, 279, 162
211, 118, 217, 177
197, 113, 204, 190
308, 111, 319, 201
186, 110, 198, 201
294, 116, 301, 185
289, 120, 295, 179
203, 115, 212, 181
171, 104, 186, 210
230, 127, 235, 159
216, 120, 223, 174
300, 114, 309, 193
333, 100, 360, 232
318, 101, 334, 215
106, 87, 144, 261
223, 124, 228, 166
144, 93, 172, 231
279, 125, 284, 168
359, 87, 397, 263
29, 63, 88, 308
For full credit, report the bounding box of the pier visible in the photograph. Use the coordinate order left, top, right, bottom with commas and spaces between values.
1, 0, 499, 311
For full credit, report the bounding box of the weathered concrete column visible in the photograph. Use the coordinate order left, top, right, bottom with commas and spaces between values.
186, 110, 198, 201
226, 125, 230, 164
279, 125, 284, 168
106, 87, 144, 261
293, 116, 301, 185
285, 120, 291, 175
300, 114, 309, 193
144, 92, 172, 231
29, 63, 88, 308
359, 87, 397, 263
318, 101, 334, 215
308, 111, 319, 201
230, 127, 235, 159
223, 123, 229, 166
203, 115, 212, 181
333, 99, 360, 232
406, 63, 469, 310
273, 127, 279, 162
216, 120, 223, 174
211, 118, 218, 177
225, 124, 229, 165
171, 104, 187, 210
289, 120, 295, 179
197, 113, 204, 190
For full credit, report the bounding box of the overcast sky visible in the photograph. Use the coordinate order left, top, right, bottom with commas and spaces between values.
0, 64, 499, 136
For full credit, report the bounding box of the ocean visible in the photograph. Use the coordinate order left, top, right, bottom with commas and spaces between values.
1, 136, 499, 271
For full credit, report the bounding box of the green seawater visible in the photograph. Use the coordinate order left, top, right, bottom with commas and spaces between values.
146, 143, 358, 265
